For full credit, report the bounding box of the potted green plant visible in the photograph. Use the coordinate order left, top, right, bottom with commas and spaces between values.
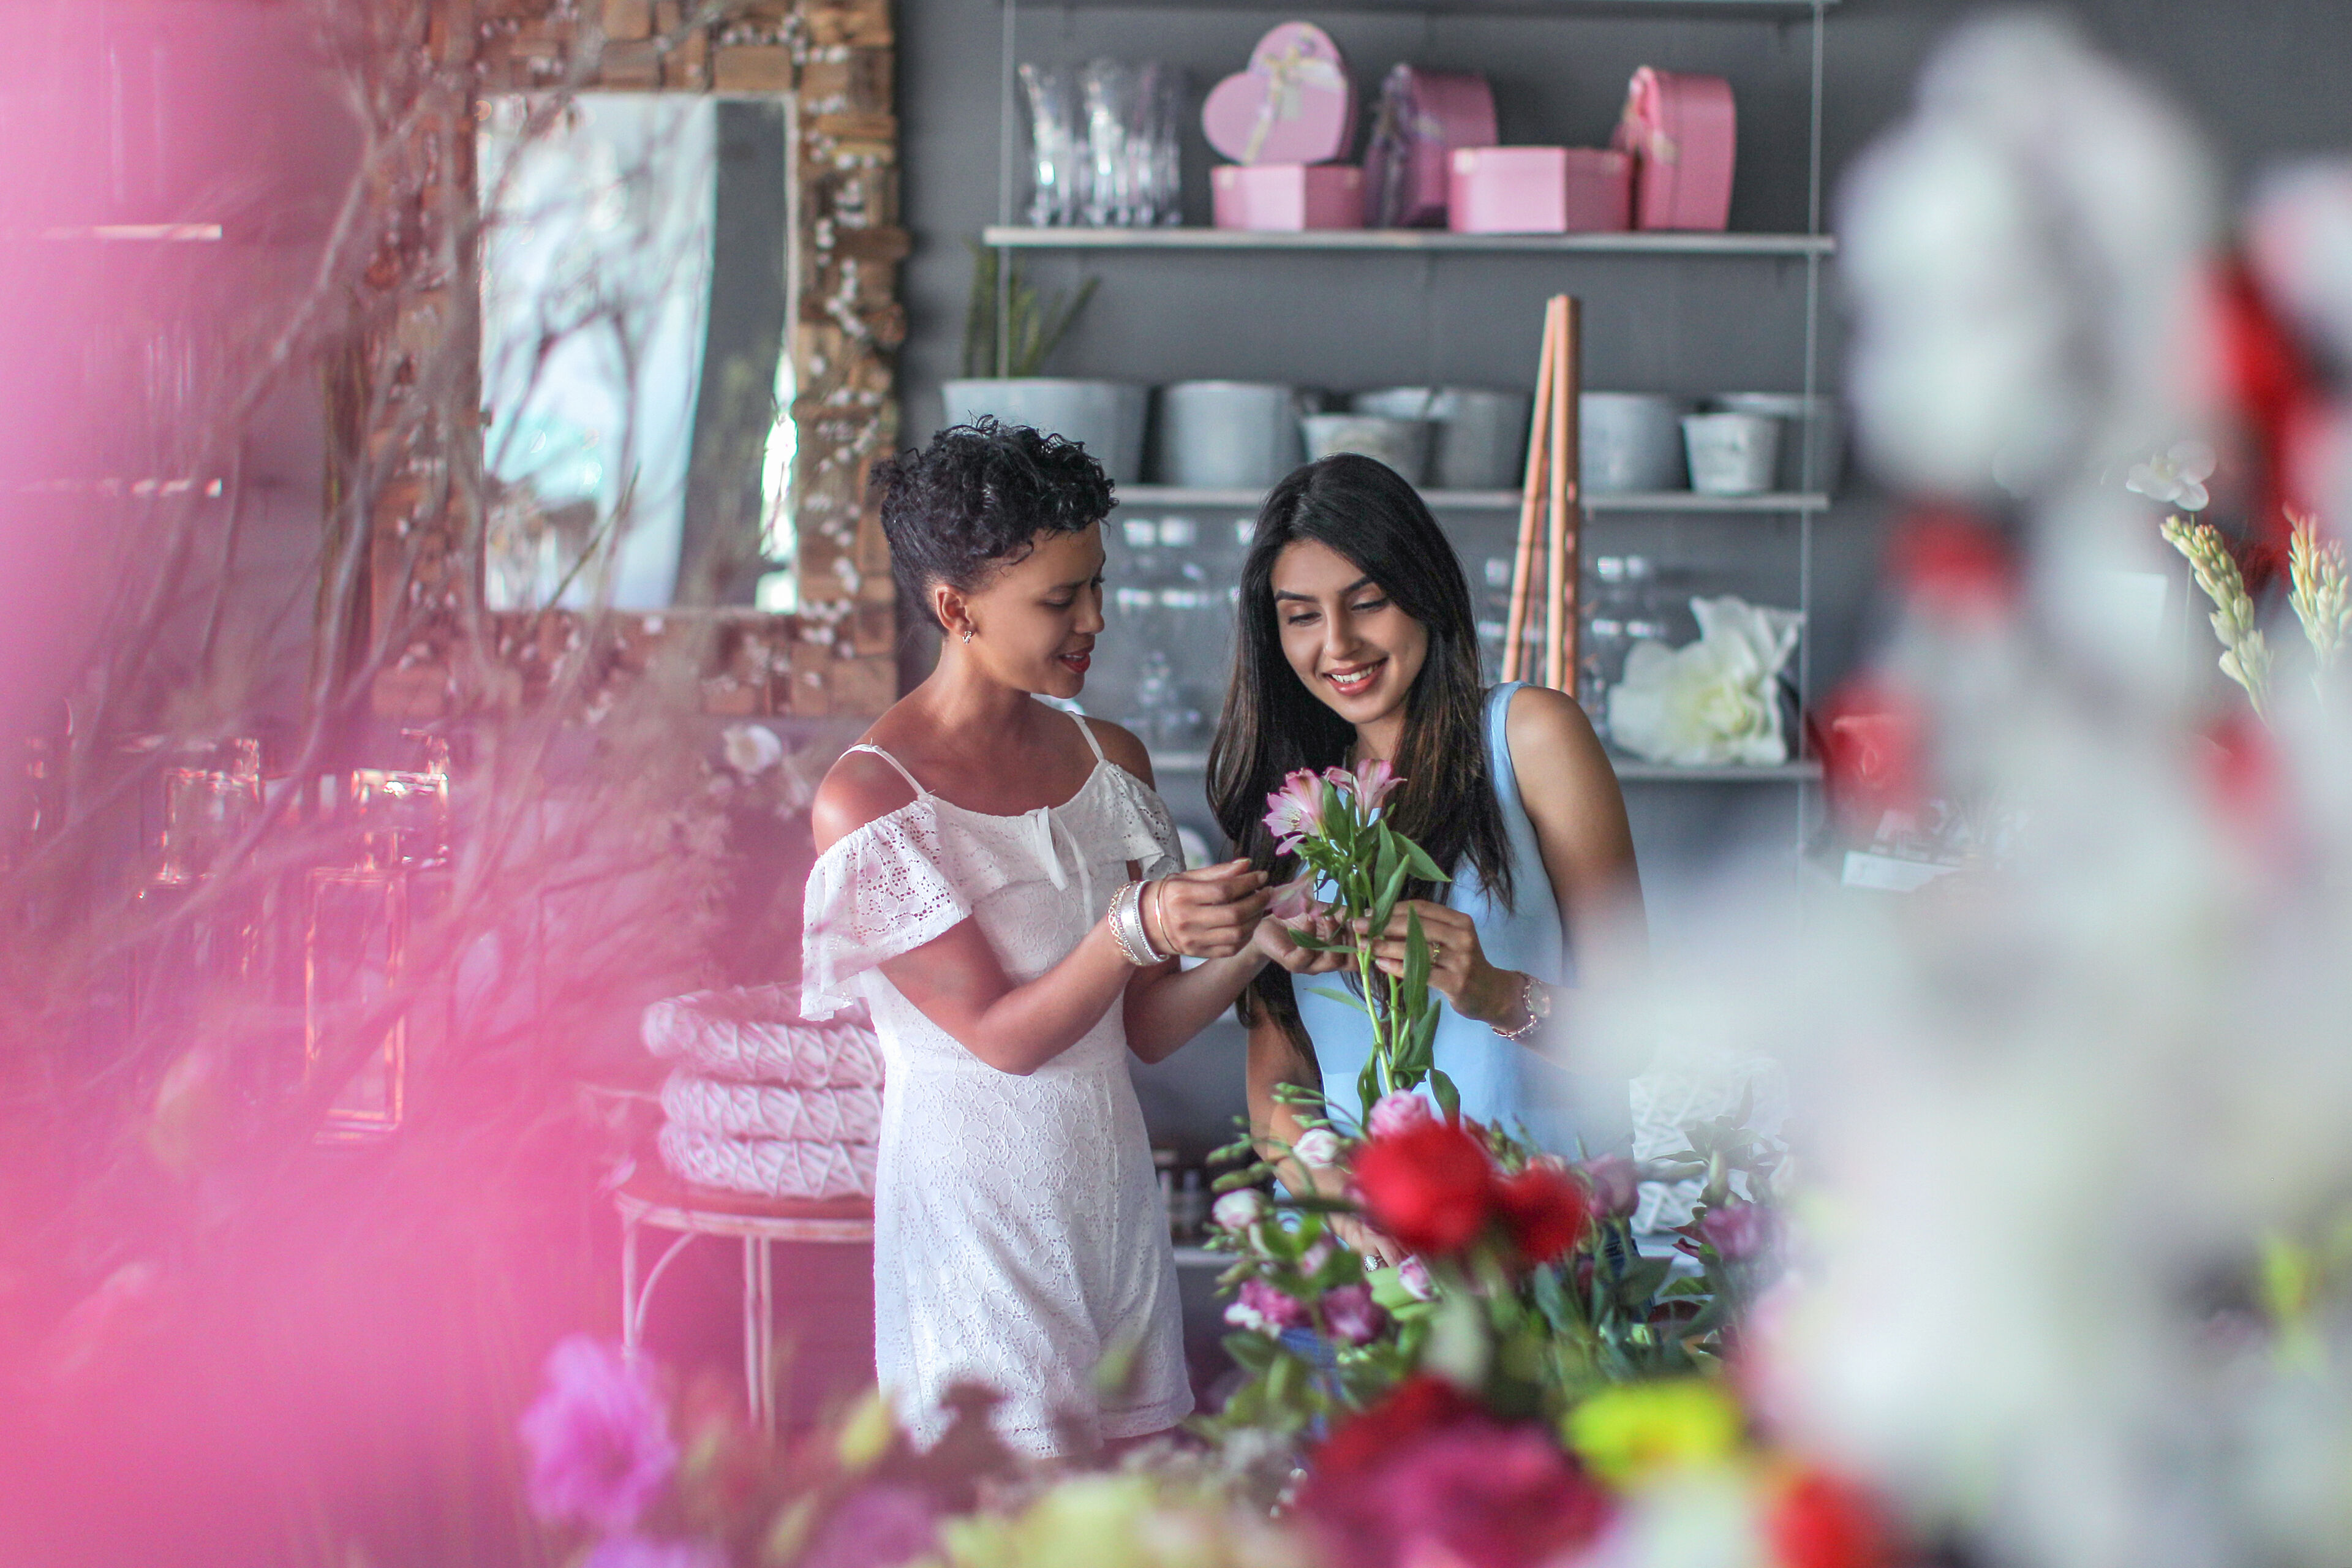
939, 244, 1147, 482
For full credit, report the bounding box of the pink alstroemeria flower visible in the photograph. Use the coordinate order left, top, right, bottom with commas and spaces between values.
1326, 757, 1401, 815
1265, 769, 1329, 853
1269, 873, 1343, 943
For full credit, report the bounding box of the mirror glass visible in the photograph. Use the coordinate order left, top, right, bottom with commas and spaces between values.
477, 92, 797, 612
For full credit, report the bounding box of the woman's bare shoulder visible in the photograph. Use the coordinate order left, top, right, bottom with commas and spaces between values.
1500, 684, 1618, 798
1082, 715, 1156, 788
810, 731, 922, 855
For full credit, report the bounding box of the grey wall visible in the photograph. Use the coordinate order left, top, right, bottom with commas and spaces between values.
894, 0, 2352, 1153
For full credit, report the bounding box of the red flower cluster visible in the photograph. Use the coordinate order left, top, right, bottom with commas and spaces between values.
1302, 1376, 1612, 1568
1351, 1120, 1591, 1264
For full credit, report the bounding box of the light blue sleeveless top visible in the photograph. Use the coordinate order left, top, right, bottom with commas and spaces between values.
1295, 683, 1626, 1155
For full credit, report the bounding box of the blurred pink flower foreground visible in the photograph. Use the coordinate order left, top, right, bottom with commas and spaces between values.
519, 1335, 678, 1532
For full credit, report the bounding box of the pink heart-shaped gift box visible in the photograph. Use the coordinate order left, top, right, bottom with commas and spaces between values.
1202, 21, 1355, 167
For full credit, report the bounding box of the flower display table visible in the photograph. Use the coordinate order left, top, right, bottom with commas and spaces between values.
614, 1167, 873, 1434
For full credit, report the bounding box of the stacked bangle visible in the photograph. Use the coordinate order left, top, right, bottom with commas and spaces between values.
1107, 880, 1170, 966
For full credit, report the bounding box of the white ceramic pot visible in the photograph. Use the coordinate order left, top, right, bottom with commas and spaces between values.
1353, 386, 1532, 491
1681, 412, 1782, 496
1580, 393, 1688, 493
1300, 413, 1432, 485
1713, 393, 1845, 494
1158, 382, 1308, 489
939, 378, 1149, 483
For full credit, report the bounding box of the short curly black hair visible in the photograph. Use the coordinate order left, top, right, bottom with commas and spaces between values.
871, 418, 1116, 628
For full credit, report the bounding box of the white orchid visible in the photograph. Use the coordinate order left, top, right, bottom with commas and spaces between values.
1605, 597, 1804, 768
2125, 440, 2217, 511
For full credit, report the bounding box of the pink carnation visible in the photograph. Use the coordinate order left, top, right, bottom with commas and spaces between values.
1699, 1200, 1775, 1262
1580, 1154, 1641, 1220
1321, 1283, 1390, 1347
1368, 1091, 1434, 1139
1264, 769, 1328, 853
519, 1336, 677, 1532
1238, 1276, 1312, 1332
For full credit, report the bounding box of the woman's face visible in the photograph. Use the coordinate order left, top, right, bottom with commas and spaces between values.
943, 522, 1106, 701
1270, 537, 1428, 729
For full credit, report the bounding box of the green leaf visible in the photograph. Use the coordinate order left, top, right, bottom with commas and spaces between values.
1223, 1332, 1276, 1373
1307, 985, 1373, 1017
1397, 833, 1450, 883
1614, 1257, 1673, 1311
1429, 1068, 1461, 1121
1370, 854, 1412, 938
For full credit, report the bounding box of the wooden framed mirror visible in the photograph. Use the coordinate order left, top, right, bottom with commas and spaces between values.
352, 0, 900, 723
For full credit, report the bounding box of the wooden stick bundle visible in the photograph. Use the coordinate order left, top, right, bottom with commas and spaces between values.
1502, 295, 1583, 693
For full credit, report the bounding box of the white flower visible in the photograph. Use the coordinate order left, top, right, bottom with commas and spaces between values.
1223, 1298, 1269, 1333
1212, 1188, 1267, 1232
1606, 597, 1804, 767
2125, 440, 2217, 511
1292, 1128, 1341, 1170
722, 723, 785, 775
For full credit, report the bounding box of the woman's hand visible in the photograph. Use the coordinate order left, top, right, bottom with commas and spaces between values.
1361, 899, 1523, 1028
1144, 861, 1272, 960
1251, 917, 1353, 975
1333, 1214, 1401, 1270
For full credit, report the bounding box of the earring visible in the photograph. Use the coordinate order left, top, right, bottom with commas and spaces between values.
959, 626, 975, 643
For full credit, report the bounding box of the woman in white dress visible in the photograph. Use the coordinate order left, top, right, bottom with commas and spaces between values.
800, 421, 1336, 1457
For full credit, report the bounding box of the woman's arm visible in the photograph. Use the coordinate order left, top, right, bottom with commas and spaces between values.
812, 750, 1267, 1076
1504, 683, 1648, 994
1246, 1011, 1332, 1198
1362, 685, 1646, 1027
1124, 915, 1341, 1063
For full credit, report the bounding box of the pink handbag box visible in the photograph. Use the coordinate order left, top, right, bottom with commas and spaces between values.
1202, 21, 1355, 167
1213, 163, 1366, 231
1364, 66, 1498, 227
1447, 146, 1630, 235
1611, 67, 1736, 232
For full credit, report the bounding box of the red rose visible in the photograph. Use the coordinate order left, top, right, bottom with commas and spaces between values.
1311, 1374, 1484, 1482
1494, 1164, 1591, 1264
1766, 1469, 1895, 1568
1352, 1120, 1498, 1257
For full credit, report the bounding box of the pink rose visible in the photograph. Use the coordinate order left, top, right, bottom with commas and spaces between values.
1321, 1283, 1390, 1347
1368, 1091, 1434, 1139
1698, 1201, 1774, 1262
1579, 1154, 1641, 1220
1238, 1276, 1311, 1332
1397, 1256, 1436, 1300
1264, 769, 1328, 853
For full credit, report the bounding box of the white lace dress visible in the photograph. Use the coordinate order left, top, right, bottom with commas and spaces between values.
800, 711, 1193, 1454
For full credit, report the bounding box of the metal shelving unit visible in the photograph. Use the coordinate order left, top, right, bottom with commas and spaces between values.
1146, 750, 1822, 783
1115, 484, 1831, 514
984, 225, 1836, 257
994, 0, 1838, 813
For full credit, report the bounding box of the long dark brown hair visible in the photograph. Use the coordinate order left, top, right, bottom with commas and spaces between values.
1207, 453, 1513, 1049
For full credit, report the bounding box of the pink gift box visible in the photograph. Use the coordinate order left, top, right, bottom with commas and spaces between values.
1213, 163, 1366, 231
1363, 65, 1498, 227
1202, 21, 1355, 167
1611, 67, 1736, 232
1447, 146, 1630, 235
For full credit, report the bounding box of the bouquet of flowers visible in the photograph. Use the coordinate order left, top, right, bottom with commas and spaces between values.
1202, 1088, 1786, 1451
1261, 761, 1455, 1121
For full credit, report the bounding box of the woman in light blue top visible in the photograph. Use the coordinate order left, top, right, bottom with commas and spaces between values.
1208, 455, 1647, 1257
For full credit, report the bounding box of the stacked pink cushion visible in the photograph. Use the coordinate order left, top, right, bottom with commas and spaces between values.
643, 984, 884, 1202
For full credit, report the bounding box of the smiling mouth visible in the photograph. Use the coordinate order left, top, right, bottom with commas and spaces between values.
1059, 650, 1092, 673
1322, 660, 1384, 696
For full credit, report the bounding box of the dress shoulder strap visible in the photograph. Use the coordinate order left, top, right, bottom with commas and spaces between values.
1483, 683, 1529, 820
1063, 704, 1109, 764
845, 742, 928, 799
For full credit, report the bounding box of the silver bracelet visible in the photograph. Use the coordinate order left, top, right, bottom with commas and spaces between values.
1107, 881, 1159, 966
